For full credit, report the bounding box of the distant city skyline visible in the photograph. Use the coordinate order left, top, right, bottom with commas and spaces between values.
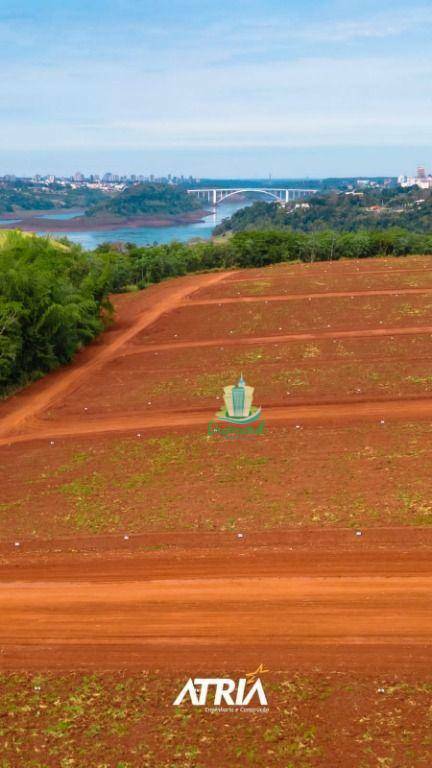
0, 148, 430, 181
0, 167, 407, 183
1, 1, 431, 176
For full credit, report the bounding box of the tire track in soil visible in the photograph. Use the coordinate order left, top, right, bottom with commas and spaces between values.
181, 286, 432, 306
3, 395, 432, 446
122, 324, 432, 356
2, 555, 432, 671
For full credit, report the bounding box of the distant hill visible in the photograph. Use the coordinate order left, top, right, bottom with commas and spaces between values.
214, 187, 432, 235
86, 183, 202, 218
0, 181, 106, 215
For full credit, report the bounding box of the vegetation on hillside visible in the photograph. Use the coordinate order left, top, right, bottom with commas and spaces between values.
89, 227, 432, 294
214, 187, 432, 235
0, 232, 113, 395
86, 183, 202, 218
0, 180, 107, 215
2, 226, 432, 396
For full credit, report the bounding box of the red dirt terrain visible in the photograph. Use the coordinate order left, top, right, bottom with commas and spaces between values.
2, 256, 432, 766
2, 544, 432, 673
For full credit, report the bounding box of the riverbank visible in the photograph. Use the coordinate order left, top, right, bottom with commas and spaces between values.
0, 207, 83, 220
0, 208, 209, 233
0, 200, 251, 250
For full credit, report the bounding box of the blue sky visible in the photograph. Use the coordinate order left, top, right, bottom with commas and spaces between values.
1, 0, 431, 177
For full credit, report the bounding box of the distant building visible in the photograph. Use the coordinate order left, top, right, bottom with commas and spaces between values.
356, 179, 379, 188
398, 167, 432, 189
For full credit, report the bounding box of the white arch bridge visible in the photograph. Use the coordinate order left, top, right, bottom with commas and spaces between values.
187, 187, 318, 206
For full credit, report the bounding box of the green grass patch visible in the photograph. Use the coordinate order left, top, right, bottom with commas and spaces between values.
59, 473, 119, 533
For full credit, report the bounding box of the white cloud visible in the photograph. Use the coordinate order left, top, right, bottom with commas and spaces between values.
1, 5, 431, 152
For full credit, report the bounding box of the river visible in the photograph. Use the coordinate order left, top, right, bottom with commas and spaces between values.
38, 200, 253, 249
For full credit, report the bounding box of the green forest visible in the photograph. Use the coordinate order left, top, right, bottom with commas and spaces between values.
0, 180, 106, 215
0, 233, 112, 395
214, 187, 432, 235
2, 226, 432, 396
86, 183, 202, 218
0, 181, 203, 219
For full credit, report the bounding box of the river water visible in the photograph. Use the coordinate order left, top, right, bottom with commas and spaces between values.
38, 201, 252, 249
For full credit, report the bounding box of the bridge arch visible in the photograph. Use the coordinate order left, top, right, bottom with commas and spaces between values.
215, 188, 284, 205
187, 187, 318, 206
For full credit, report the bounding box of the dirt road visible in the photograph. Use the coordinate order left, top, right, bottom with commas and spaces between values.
0, 270, 231, 440
1, 550, 432, 671
2, 395, 432, 447
182, 286, 432, 306
123, 324, 432, 356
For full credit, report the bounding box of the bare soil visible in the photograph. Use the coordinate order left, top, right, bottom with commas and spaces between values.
2, 548, 432, 673
2, 256, 432, 766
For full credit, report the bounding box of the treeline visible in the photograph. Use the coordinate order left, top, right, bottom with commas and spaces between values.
1, 227, 432, 395
214, 188, 432, 235
0, 233, 112, 395
94, 227, 432, 286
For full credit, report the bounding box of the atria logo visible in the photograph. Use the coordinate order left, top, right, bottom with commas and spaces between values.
173, 666, 269, 710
